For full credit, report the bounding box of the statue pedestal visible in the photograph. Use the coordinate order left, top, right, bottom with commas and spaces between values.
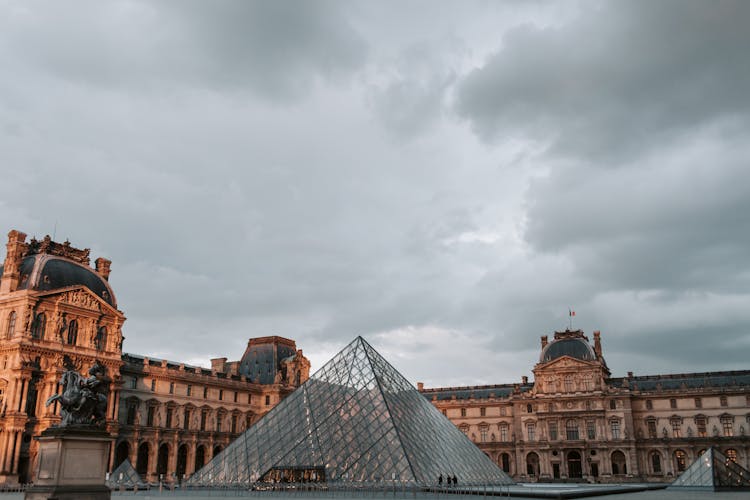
25, 427, 113, 500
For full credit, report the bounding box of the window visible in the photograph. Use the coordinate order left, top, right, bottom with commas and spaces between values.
126, 403, 137, 425
147, 407, 155, 427
165, 408, 173, 429
183, 409, 191, 430
694, 397, 702, 408
526, 422, 536, 441
586, 420, 596, 439
527, 404, 533, 413
500, 406, 506, 416
548, 421, 558, 441
234, 392, 238, 403
247, 393, 252, 404
219, 390, 224, 401
187, 385, 192, 397
66, 319, 78, 345
564, 375, 574, 392
646, 399, 653, 410
216, 415, 222, 432
130, 377, 137, 389
696, 416, 707, 437
459, 424, 469, 435
231, 415, 237, 434
609, 400, 616, 410
265, 395, 270, 406
585, 400, 592, 410
169, 382, 175, 395
566, 420, 579, 440
647, 419, 657, 438
610, 420, 620, 439
480, 407, 486, 417
203, 387, 208, 399
720, 395, 728, 407
200, 411, 207, 431
460, 407, 467, 417
726, 449, 737, 463
547, 403, 554, 412
582, 374, 593, 391
95, 326, 107, 350
670, 398, 677, 409
671, 417, 682, 438
500, 422, 509, 441
721, 415, 734, 436
31, 313, 46, 339
480, 424, 489, 443
651, 452, 662, 474
6, 311, 16, 339
150, 379, 156, 392
674, 450, 687, 472
442, 409, 447, 416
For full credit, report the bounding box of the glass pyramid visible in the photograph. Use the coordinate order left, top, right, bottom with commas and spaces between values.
107, 459, 147, 489
670, 447, 750, 490
188, 336, 513, 487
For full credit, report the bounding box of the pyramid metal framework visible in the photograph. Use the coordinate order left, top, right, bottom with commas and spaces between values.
189, 336, 513, 487
670, 447, 750, 490
106, 459, 147, 489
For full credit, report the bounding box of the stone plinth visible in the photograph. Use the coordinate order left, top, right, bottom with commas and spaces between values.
25, 427, 113, 500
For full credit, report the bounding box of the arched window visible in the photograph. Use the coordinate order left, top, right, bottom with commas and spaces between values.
66, 320, 78, 345
674, 450, 687, 472
114, 441, 130, 469
500, 453, 511, 473
725, 449, 737, 463
157, 443, 169, 477
650, 451, 662, 474
526, 452, 539, 476
136, 442, 150, 476
566, 419, 579, 440
6, 311, 16, 339
195, 445, 206, 471
611, 450, 627, 475
31, 312, 46, 339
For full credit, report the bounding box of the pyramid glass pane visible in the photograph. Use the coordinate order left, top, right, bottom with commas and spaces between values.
189, 337, 513, 487
106, 459, 146, 489
670, 447, 750, 490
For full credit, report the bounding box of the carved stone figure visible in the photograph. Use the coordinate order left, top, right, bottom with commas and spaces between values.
45, 356, 109, 427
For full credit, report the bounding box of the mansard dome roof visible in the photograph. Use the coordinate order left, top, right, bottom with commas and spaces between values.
540, 336, 596, 363
16, 254, 116, 307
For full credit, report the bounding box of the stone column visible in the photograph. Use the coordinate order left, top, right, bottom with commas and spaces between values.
18, 379, 28, 413
11, 431, 22, 473
0, 431, 10, 471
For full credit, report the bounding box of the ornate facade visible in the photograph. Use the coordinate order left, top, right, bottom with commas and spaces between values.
0, 230, 310, 485
420, 329, 750, 483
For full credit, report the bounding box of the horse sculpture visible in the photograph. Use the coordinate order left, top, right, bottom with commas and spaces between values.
46, 357, 109, 427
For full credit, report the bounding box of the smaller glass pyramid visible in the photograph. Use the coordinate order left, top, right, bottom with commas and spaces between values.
670, 447, 750, 490
189, 336, 513, 487
106, 459, 147, 489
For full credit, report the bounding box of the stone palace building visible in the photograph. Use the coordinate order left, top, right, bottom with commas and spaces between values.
0, 230, 310, 485
419, 328, 750, 482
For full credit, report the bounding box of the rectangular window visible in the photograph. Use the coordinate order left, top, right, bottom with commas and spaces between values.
187, 384, 192, 397
203, 387, 208, 399
610, 420, 620, 439
526, 423, 536, 442
721, 417, 733, 436
219, 389, 224, 401
500, 424, 508, 442
694, 397, 702, 408
147, 407, 155, 427
646, 399, 653, 410
247, 393, 252, 404
647, 420, 657, 438
460, 408, 467, 417
500, 406, 506, 416
216, 416, 222, 433
166, 408, 173, 429
126, 404, 137, 425
183, 410, 190, 430
130, 378, 137, 389
670, 398, 677, 409
234, 392, 238, 403
480, 426, 488, 442
200, 411, 207, 431
671, 419, 681, 437
480, 407, 486, 417
231, 415, 237, 434
586, 420, 596, 440
265, 395, 270, 406
150, 379, 156, 392
442, 409, 447, 416
548, 421, 558, 441
566, 421, 580, 440
169, 382, 174, 395
696, 416, 707, 437
720, 396, 728, 407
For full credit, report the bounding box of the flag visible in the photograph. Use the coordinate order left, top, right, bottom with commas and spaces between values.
569, 309, 575, 317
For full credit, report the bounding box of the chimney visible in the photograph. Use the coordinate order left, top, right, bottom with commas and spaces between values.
417, 382, 424, 391
522, 376, 528, 385
211, 357, 227, 373
95, 257, 112, 280
540, 335, 548, 348
627, 371, 633, 378
593, 330, 602, 357
1, 230, 28, 294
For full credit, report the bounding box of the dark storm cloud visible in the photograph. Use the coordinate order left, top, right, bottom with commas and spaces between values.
455, 1, 750, 161
3, 0, 366, 99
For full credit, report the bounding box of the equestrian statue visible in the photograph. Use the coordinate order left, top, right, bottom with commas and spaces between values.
46, 356, 110, 427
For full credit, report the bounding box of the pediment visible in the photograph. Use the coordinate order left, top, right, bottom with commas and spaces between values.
37, 286, 121, 316
536, 355, 597, 371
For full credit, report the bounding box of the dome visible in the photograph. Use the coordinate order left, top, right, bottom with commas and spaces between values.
540, 337, 596, 363
16, 254, 116, 307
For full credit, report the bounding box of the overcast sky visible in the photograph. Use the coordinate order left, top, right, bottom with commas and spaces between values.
2, 0, 749, 387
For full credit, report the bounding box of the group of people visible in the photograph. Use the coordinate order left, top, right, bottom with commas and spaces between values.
437, 473, 457, 487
